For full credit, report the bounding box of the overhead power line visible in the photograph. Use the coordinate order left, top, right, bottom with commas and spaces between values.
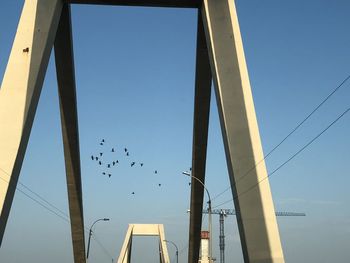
0, 167, 68, 219
211, 73, 350, 201
178, 245, 188, 255
92, 233, 115, 260
213, 106, 350, 209
0, 169, 113, 261
0, 175, 70, 223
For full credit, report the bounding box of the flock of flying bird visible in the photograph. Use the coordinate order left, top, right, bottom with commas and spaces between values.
90, 139, 161, 195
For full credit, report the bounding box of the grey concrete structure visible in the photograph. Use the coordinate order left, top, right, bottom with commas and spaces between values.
0, 1, 285, 263
188, 10, 212, 263
54, 4, 86, 263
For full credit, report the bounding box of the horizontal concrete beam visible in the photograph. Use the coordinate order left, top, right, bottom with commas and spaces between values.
68, 0, 201, 8
132, 224, 162, 236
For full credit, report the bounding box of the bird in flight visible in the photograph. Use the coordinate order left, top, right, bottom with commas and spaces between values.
131, 162, 135, 167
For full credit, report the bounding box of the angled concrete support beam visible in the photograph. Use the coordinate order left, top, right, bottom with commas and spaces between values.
0, 0, 63, 246
201, 1, 284, 262
158, 225, 170, 263
118, 225, 133, 263
54, 4, 86, 263
188, 10, 212, 263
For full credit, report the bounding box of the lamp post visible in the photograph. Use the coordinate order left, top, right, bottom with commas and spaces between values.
183, 171, 212, 263
87, 218, 110, 259
164, 240, 179, 263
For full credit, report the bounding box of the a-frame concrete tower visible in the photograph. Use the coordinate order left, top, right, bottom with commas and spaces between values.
117, 224, 170, 263
0, 1, 285, 263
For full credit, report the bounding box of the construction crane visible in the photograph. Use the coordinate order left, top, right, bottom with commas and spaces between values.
202, 209, 306, 263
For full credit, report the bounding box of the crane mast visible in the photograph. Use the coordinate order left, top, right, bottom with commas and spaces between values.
202, 209, 305, 263
219, 212, 225, 263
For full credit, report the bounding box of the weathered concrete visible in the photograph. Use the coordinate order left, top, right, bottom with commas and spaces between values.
54, 3, 86, 263
188, 9, 212, 263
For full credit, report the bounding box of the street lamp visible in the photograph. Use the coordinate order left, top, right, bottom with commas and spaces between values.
182, 171, 212, 263
87, 218, 110, 259
163, 240, 179, 263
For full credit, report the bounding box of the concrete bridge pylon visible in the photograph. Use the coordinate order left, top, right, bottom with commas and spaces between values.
0, 1, 285, 263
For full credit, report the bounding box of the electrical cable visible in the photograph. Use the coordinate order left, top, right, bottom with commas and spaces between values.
211, 73, 350, 202
0, 167, 68, 218
0, 175, 70, 223
92, 233, 114, 260
1, 74, 348, 260
0, 170, 113, 261
212, 106, 350, 209
178, 245, 188, 255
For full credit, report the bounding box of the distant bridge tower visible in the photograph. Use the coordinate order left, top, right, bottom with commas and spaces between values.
117, 224, 170, 263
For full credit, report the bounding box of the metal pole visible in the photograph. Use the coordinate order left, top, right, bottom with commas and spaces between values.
87, 228, 92, 259
164, 240, 179, 263
86, 218, 110, 259
182, 171, 212, 262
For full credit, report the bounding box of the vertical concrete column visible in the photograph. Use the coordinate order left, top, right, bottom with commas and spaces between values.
0, 0, 62, 246
201, 1, 285, 262
54, 4, 86, 263
188, 10, 212, 263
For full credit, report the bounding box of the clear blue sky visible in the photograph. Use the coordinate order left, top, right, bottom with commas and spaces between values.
1, 1, 350, 262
